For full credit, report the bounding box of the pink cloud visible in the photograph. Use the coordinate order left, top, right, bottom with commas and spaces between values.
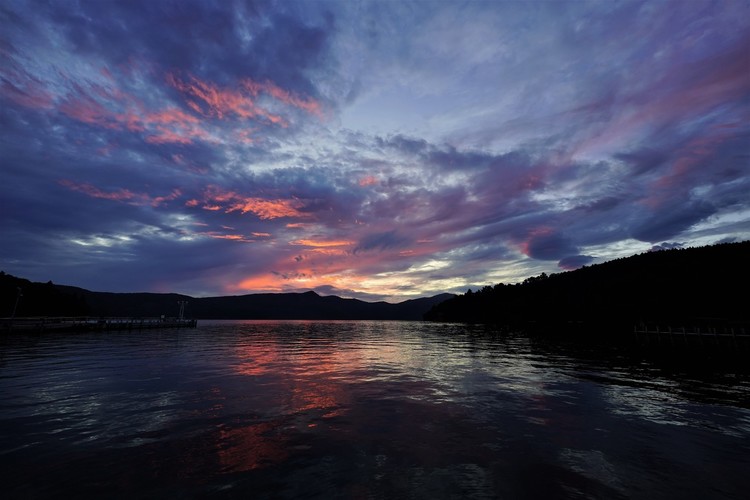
358, 175, 378, 187
145, 128, 195, 145
59, 96, 123, 130
59, 180, 181, 207
643, 125, 742, 208
5, 61, 323, 147
1, 77, 55, 110
59, 179, 137, 202
568, 35, 750, 161
4, 64, 214, 145
241, 79, 324, 117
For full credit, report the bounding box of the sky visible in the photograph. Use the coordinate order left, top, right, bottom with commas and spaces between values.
1, 0, 749, 302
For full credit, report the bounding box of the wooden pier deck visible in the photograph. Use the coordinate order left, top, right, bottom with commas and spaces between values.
1, 316, 197, 333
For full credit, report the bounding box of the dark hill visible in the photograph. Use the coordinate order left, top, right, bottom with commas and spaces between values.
0, 272, 453, 320
424, 241, 749, 334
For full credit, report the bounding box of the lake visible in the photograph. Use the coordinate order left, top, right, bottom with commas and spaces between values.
1, 320, 749, 499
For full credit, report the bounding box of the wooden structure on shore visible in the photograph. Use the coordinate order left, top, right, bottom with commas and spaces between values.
1, 316, 197, 333
633, 323, 750, 350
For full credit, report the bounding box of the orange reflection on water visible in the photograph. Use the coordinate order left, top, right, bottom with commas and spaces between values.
217, 422, 289, 473
232, 340, 281, 376
213, 334, 361, 473
232, 334, 358, 417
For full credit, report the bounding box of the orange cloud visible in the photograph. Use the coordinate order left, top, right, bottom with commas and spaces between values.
290, 239, 354, 247
199, 232, 254, 243
167, 73, 288, 126
227, 198, 304, 219
188, 185, 307, 220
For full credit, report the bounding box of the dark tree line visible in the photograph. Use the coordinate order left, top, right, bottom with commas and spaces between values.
0, 272, 89, 317
424, 241, 749, 335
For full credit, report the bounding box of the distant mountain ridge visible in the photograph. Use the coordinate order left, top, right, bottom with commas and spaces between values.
3, 240, 747, 324
0, 273, 454, 320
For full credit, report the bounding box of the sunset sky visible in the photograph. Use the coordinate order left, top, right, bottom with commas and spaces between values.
1, 0, 749, 301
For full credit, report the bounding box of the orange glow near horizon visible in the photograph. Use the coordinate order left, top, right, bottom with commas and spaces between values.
229, 267, 343, 294
290, 239, 354, 248
231, 274, 288, 292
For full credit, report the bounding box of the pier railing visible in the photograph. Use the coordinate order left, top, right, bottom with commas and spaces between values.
1, 316, 197, 332
633, 323, 749, 350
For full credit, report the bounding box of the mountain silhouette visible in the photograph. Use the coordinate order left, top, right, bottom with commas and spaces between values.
424, 241, 749, 335
0, 273, 453, 321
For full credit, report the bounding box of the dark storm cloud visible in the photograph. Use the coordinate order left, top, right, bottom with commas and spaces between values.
522, 231, 579, 262
630, 200, 717, 244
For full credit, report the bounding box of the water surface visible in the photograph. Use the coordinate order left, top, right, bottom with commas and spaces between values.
2, 320, 749, 498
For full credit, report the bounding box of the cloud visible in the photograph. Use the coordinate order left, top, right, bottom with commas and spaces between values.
186, 186, 308, 220
59, 180, 182, 208
354, 230, 411, 254
630, 200, 717, 243
648, 242, 684, 252
558, 255, 594, 271
520, 229, 579, 262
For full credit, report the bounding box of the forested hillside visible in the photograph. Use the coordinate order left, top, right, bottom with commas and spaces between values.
424, 241, 749, 333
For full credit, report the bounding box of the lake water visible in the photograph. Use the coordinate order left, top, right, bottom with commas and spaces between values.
2, 320, 749, 499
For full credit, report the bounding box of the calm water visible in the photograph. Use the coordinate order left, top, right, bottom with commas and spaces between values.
1, 321, 749, 499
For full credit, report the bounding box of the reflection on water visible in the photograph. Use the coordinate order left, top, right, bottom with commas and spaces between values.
1, 320, 749, 499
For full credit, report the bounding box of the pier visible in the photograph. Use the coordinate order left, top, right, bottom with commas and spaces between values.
633, 323, 750, 350
1, 316, 197, 333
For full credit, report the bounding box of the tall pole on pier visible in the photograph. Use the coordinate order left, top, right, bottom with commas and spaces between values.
177, 300, 187, 320
11, 287, 22, 319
